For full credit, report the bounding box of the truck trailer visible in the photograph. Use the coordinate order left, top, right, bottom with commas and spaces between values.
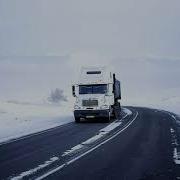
72, 67, 121, 122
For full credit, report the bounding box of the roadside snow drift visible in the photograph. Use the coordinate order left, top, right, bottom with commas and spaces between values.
0, 101, 73, 144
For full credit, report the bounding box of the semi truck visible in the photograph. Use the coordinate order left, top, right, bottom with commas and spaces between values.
72, 67, 121, 122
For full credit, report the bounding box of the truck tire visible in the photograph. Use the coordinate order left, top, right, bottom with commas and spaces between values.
75, 117, 80, 123
104, 111, 111, 123
114, 102, 121, 119
111, 106, 115, 119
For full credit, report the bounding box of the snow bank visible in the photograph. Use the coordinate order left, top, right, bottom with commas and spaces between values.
0, 101, 73, 144
122, 108, 132, 116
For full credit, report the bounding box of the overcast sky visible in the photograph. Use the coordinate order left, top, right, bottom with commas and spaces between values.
0, 0, 180, 110
1, 0, 180, 57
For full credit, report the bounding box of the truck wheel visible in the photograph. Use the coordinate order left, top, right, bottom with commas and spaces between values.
105, 112, 111, 123
75, 117, 80, 123
104, 117, 109, 123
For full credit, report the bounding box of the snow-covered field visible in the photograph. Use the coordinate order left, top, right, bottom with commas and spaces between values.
0, 100, 73, 144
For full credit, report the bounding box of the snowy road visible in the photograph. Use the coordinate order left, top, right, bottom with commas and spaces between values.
0, 107, 180, 180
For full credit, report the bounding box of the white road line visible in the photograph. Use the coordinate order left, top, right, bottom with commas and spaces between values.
170, 127, 180, 165
170, 114, 177, 121
173, 147, 180, 165
11, 157, 59, 180
62, 109, 131, 157
36, 111, 138, 180
10, 108, 134, 180
36, 164, 66, 180
62, 121, 123, 156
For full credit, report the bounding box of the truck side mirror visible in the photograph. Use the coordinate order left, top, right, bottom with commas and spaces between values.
72, 85, 76, 97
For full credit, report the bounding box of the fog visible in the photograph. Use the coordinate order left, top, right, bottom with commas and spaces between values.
0, 0, 180, 112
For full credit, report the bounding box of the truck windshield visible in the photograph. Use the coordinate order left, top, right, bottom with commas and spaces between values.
79, 85, 107, 94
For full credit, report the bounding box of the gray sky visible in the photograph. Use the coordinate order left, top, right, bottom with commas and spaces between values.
1, 0, 180, 57
0, 0, 180, 110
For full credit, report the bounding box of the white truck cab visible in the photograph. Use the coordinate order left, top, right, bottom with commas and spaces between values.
72, 67, 121, 122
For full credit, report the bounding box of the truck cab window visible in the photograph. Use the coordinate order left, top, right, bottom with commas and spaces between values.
79, 86, 92, 94
79, 85, 107, 94
93, 85, 107, 94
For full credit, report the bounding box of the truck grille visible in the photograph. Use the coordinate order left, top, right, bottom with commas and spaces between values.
82, 100, 98, 107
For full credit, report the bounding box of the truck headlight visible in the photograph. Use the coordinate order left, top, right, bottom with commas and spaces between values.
100, 105, 109, 109
74, 105, 81, 109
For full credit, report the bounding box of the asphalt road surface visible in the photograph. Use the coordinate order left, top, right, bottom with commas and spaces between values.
0, 107, 180, 180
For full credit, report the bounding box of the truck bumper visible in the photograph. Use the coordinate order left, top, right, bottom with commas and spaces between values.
74, 109, 109, 119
